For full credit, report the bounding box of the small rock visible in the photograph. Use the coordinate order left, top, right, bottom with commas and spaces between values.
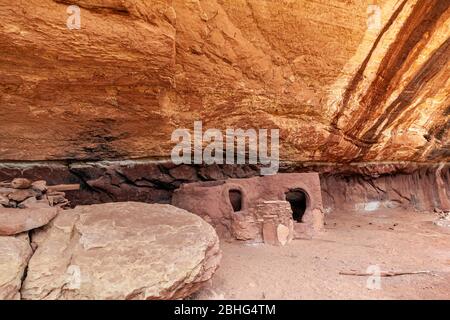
0, 187, 14, 196
8, 189, 35, 202
47, 193, 66, 205
31, 180, 47, 193
11, 178, 32, 189
18, 197, 51, 209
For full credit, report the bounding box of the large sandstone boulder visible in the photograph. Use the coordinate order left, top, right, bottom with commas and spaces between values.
0, 235, 33, 300
0, 207, 60, 236
21, 202, 221, 300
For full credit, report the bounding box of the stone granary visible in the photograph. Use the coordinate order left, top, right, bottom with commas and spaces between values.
172, 173, 324, 244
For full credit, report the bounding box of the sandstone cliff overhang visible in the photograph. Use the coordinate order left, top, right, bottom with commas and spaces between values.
0, 0, 448, 163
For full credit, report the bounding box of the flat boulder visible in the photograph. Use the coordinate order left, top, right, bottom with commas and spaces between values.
0, 236, 33, 299
21, 202, 221, 300
0, 207, 60, 236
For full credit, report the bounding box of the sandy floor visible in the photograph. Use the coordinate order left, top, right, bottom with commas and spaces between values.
194, 209, 450, 300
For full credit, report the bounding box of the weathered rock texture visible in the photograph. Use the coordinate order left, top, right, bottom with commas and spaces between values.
0, 161, 448, 213
21, 202, 221, 300
0, 0, 448, 162
0, 235, 33, 299
320, 163, 450, 213
0, 207, 59, 236
0, 162, 262, 206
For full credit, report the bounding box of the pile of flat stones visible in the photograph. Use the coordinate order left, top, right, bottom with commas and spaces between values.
0, 178, 74, 209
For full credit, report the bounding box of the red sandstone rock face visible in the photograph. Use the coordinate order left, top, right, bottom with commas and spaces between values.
0, 162, 448, 212
0, 0, 448, 162
321, 163, 450, 213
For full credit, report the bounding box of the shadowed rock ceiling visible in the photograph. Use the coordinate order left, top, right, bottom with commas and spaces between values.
0, 0, 448, 162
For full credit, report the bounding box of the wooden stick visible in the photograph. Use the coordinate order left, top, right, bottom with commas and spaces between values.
47, 184, 80, 192
339, 270, 433, 277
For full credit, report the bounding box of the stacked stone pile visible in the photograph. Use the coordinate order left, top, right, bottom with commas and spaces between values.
0, 178, 78, 209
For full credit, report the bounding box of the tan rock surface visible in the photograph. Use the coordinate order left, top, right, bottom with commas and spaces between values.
21, 202, 221, 300
0, 0, 447, 162
0, 195, 8, 206
0, 236, 33, 300
11, 178, 32, 189
0, 207, 60, 236
8, 189, 36, 202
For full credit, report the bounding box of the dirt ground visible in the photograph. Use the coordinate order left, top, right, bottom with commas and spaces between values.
194, 209, 450, 300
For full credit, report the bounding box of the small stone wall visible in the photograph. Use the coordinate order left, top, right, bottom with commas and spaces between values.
172, 173, 325, 241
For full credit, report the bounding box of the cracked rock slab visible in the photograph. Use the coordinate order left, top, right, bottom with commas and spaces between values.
0, 235, 33, 300
21, 202, 221, 300
0, 207, 60, 236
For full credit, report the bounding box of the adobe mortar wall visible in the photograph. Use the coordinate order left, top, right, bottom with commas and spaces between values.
171, 173, 324, 239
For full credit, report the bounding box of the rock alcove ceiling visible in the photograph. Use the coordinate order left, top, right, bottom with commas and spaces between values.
0, 0, 448, 163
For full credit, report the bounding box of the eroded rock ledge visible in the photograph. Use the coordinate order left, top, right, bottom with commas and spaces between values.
0, 161, 448, 213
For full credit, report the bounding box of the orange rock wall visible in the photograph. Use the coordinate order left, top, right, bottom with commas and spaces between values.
0, 0, 448, 162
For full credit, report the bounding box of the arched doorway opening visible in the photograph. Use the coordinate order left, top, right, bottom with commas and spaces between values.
285, 189, 308, 222
229, 189, 243, 212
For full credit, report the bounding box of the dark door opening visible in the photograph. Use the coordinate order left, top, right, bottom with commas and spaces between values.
285, 189, 307, 222
229, 189, 242, 212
